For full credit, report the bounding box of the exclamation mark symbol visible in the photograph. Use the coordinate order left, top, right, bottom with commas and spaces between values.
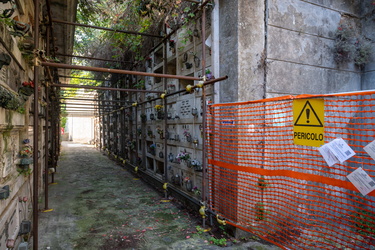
306, 109, 310, 123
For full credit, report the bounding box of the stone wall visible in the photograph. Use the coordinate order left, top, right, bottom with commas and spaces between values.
218, 0, 374, 101
0, 0, 47, 248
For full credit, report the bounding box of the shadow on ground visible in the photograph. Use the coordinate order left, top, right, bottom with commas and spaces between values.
37, 142, 281, 250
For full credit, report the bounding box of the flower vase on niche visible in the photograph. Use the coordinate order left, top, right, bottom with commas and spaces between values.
18, 139, 33, 170
149, 144, 156, 156
0, 53, 11, 70
157, 111, 164, 120
11, 19, 30, 37
183, 130, 192, 142
18, 81, 35, 97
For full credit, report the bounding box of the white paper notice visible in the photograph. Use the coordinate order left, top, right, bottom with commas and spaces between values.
347, 167, 375, 196
319, 138, 356, 166
318, 144, 339, 167
364, 140, 375, 161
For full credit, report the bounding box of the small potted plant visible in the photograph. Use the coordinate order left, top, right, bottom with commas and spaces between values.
140, 113, 147, 123
0, 52, 11, 70
147, 129, 154, 138
205, 69, 215, 81
169, 40, 176, 54
156, 127, 164, 139
191, 160, 202, 172
19, 81, 35, 97
176, 151, 190, 162
19, 139, 33, 167
192, 186, 201, 197
149, 144, 156, 155
154, 105, 164, 120
183, 130, 192, 142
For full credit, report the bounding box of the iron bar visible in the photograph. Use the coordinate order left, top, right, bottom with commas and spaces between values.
60, 97, 132, 104
201, 4, 207, 229
44, 86, 50, 210
52, 19, 163, 38
61, 103, 116, 106
42, 62, 201, 81
51, 83, 164, 94
58, 75, 110, 81
163, 24, 168, 193
33, 0, 40, 248
60, 98, 97, 102
56, 53, 133, 64
44, 20, 50, 212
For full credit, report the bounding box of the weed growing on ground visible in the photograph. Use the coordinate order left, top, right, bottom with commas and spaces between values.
195, 225, 205, 235
209, 236, 227, 246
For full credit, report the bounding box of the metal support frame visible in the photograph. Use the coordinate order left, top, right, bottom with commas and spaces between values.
51, 83, 164, 94
42, 62, 201, 81
201, 4, 207, 228
33, 0, 40, 248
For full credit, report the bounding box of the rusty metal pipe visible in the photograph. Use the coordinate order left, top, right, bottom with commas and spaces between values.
61, 103, 119, 107
44, 26, 50, 212
58, 75, 111, 81
33, 0, 40, 248
201, 4, 207, 228
52, 19, 163, 38
42, 62, 201, 81
60, 97, 131, 103
50, 83, 164, 94
56, 53, 133, 64
163, 25, 169, 191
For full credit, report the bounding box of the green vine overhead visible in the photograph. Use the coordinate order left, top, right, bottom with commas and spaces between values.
74, 0, 198, 68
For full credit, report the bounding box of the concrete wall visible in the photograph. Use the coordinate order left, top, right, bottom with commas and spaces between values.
361, 1, 375, 90
266, 0, 364, 97
218, 0, 239, 103
218, 0, 374, 102
0, 0, 50, 248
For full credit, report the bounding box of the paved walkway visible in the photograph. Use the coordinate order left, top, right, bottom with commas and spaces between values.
37, 142, 280, 250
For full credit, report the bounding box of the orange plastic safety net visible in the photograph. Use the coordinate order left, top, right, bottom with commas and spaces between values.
207, 91, 375, 249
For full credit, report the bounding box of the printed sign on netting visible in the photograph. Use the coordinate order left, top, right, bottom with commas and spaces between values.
293, 99, 324, 147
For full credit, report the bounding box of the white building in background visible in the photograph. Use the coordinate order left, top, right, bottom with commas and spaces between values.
66, 116, 95, 144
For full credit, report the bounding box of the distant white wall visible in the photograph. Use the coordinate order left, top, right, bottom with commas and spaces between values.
67, 117, 94, 144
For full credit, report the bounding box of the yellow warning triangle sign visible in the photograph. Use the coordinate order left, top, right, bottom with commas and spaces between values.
294, 100, 323, 127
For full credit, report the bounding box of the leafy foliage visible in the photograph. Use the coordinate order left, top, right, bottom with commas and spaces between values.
334, 24, 372, 67
74, 0, 196, 65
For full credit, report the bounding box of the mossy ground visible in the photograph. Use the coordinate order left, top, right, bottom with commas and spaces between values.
38, 142, 279, 250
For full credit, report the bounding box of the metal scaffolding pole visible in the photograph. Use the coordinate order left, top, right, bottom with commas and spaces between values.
201, 3, 207, 229
60, 97, 131, 103
41, 62, 201, 81
33, 0, 40, 248
44, 22, 51, 213
52, 83, 163, 94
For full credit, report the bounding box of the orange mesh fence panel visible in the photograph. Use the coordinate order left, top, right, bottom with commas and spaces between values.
207, 91, 375, 249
